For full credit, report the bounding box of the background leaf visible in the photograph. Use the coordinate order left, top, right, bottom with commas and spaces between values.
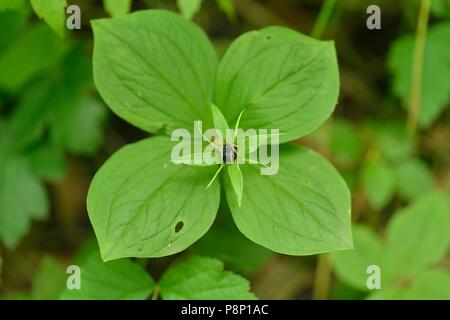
177, 0, 203, 20
389, 22, 450, 127
395, 158, 434, 200
361, 159, 396, 209
60, 251, 154, 300
103, 0, 132, 17
0, 23, 67, 93
160, 256, 256, 300
386, 191, 450, 278
331, 225, 386, 291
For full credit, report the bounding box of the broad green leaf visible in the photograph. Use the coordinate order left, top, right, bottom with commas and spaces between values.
0, 0, 24, 11
31, 0, 67, 37
395, 158, 434, 200
331, 225, 386, 291
0, 148, 48, 248
160, 256, 256, 300
386, 191, 450, 278
32, 256, 67, 300
401, 270, 450, 300
103, 0, 132, 17
227, 165, 243, 207
60, 251, 154, 300
0, 23, 67, 93
92, 10, 218, 133
389, 22, 450, 127
177, 0, 203, 20
225, 144, 352, 255
87, 137, 220, 260
361, 159, 396, 209
215, 27, 339, 143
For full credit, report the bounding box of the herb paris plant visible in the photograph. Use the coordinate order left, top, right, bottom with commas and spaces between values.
88, 9, 352, 261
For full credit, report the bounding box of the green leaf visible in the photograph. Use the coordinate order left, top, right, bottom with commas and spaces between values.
60, 251, 154, 300
386, 191, 450, 278
330, 119, 364, 168
177, 0, 203, 20
0, 7, 29, 52
211, 102, 229, 133
87, 137, 221, 260
0, 0, 24, 11
160, 256, 256, 300
227, 165, 243, 207
215, 27, 339, 143
331, 225, 386, 291
0, 148, 48, 248
370, 121, 414, 164
431, 0, 450, 18
53, 96, 107, 155
402, 270, 450, 300
92, 10, 218, 133
32, 256, 67, 300
30, 0, 67, 37
0, 23, 67, 93
217, 0, 236, 21
103, 0, 132, 17
389, 22, 450, 127
361, 159, 396, 209
367, 287, 407, 300
27, 143, 66, 181
395, 158, 434, 200
225, 144, 352, 255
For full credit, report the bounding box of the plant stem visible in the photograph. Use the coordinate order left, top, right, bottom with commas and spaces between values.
311, 0, 337, 39
407, 0, 431, 137
312, 253, 331, 300
151, 284, 160, 300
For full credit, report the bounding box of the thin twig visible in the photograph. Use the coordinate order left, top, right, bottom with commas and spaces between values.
407, 0, 431, 137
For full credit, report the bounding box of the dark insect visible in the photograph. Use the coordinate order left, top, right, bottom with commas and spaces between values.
222, 143, 237, 163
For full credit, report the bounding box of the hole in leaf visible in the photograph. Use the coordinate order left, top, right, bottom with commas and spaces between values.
175, 221, 184, 233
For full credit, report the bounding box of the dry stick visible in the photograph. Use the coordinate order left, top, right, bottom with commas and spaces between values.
407, 0, 431, 137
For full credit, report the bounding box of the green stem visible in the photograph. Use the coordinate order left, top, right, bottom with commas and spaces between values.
151, 285, 160, 300
312, 253, 331, 300
407, 0, 431, 137
311, 0, 337, 39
